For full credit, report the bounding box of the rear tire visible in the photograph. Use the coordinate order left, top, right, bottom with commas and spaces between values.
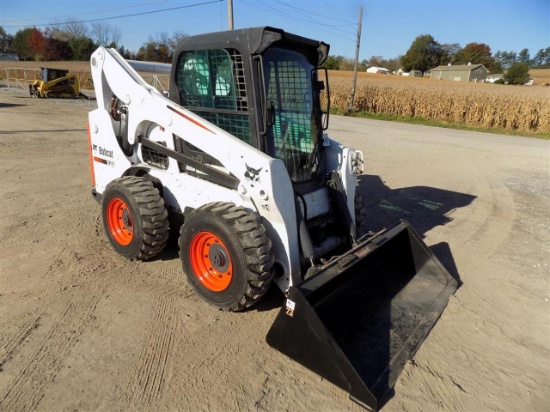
179, 202, 274, 311
355, 192, 368, 238
102, 176, 169, 260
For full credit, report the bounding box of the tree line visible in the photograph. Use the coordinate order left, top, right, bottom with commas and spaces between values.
0, 22, 186, 62
324, 34, 550, 75
2, 23, 549, 76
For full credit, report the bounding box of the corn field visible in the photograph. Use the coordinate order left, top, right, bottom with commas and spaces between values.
328, 73, 550, 134
2, 62, 548, 134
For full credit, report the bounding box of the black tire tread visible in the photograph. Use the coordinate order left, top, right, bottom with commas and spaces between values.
181, 201, 274, 311
106, 176, 169, 260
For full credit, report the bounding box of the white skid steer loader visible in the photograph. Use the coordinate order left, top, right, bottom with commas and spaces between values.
87, 27, 459, 411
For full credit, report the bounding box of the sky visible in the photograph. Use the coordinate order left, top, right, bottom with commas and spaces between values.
1, 0, 549, 60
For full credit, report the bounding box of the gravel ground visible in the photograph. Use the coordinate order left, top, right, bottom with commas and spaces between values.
1, 85, 548, 411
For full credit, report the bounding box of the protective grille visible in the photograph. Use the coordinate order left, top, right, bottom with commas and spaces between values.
229, 49, 247, 112
175, 48, 252, 146
195, 111, 252, 145
266, 58, 315, 181
176, 49, 248, 112
142, 144, 168, 169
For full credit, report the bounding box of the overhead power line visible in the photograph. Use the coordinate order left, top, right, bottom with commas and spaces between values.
240, 0, 356, 42
3, 0, 222, 28
2, 1, 168, 24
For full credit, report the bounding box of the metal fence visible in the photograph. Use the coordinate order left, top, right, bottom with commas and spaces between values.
4, 67, 41, 89
3, 67, 170, 95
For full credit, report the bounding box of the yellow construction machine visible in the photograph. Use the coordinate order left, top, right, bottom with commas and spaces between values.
29, 67, 86, 98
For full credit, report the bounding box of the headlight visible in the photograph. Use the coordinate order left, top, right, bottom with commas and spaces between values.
350, 150, 364, 175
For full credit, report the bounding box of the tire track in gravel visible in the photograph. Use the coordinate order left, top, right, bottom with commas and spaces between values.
0, 313, 41, 371
126, 293, 178, 407
0, 296, 100, 412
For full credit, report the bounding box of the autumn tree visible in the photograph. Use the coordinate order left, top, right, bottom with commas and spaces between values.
400, 34, 444, 74
381, 57, 401, 72
338, 58, 355, 71
366, 55, 384, 67
137, 40, 170, 62
453, 42, 497, 71
137, 31, 188, 62
168, 30, 188, 55
43, 37, 71, 61
28, 28, 45, 60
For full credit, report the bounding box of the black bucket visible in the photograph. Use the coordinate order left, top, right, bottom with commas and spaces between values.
266, 220, 459, 411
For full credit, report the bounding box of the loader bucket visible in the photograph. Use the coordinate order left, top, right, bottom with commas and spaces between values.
266, 220, 459, 411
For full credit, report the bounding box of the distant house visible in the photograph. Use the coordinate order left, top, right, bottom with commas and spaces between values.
486, 74, 504, 83
0, 53, 19, 61
404, 69, 423, 77
366, 66, 390, 74
430, 63, 488, 82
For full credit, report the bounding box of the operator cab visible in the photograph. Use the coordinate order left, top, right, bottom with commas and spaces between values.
169, 27, 330, 186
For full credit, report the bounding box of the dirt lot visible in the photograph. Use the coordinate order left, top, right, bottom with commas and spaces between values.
0, 86, 549, 411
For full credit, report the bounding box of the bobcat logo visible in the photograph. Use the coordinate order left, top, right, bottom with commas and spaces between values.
244, 164, 262, 185
92, 144, 98, 151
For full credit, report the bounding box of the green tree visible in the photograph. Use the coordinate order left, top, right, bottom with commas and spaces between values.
495, 50, 517, 68
503, 62, 530, 85
0, 26, 14, 51
440, 43, 462, 64
491, 60, 503, 74
69, 36, 96, 60
532, 47, 550, 67
13, 28, 34, 60
400, 34, 444, 74
518, 48, 530, 63
322, 55, 344, 70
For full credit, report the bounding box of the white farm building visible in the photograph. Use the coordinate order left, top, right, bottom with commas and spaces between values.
366, 66, 390, 74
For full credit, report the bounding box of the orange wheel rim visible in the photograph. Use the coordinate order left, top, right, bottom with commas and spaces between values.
190, 231, 233, 292
107, 198, 134, 246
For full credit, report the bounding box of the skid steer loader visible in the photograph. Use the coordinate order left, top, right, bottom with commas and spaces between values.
29, 67, 85, 98
87, 27, 458, 411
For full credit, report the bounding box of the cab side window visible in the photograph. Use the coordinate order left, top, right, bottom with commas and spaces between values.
175, 48, 252, 146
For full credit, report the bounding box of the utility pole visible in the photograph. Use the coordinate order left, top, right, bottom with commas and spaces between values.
346, 5, 363, 114
228, 0, 234, 30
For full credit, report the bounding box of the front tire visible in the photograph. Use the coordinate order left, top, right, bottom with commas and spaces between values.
355, 192, 368, 238
102, 176, 169, 260
179, 202, 274, 311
